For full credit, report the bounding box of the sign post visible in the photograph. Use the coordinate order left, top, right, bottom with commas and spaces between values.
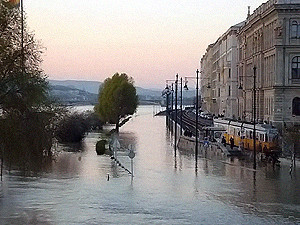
128, 145, 135, 179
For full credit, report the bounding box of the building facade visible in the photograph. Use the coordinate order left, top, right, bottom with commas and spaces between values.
238, 0, 300, 129
201, 22, 244, 119
201, 0, 300, 130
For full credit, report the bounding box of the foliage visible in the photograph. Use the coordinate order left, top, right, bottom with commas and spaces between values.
0, 4, 48, 113
0, 107, 62, 168
282, 126, 300, 158
96, 140, 107, 155
0, 3, 59, 169
95, 73, 138, 132
55, 113, 88, 143
55, 111, 103, 143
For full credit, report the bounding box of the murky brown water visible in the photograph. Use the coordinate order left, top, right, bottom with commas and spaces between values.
0, 105, 299, 224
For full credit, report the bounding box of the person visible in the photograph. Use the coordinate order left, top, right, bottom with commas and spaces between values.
221, 136, 226, 146
263, 145, 268, 153
258, 143, 262, 152
230, 136, 234, 149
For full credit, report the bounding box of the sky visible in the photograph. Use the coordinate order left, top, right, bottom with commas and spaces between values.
24, 0, 266, 89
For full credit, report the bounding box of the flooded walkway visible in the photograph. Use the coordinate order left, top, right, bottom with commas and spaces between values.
0, 106, 299, 224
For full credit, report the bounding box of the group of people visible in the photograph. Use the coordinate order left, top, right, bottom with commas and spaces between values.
221, 136, 235, 149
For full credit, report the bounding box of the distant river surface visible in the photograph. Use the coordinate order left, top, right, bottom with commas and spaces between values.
0, 105, 299, 224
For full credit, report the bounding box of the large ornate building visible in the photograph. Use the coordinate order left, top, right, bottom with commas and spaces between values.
201, 22, 244, 119
200, 0, 300, 130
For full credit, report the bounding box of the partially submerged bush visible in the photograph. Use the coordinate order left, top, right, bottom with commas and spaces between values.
55, 111, 103, 143
96, 139, 107, 155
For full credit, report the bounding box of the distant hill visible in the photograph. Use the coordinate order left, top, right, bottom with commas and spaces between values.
49, 79, 163, 96
49, 80, 101, 94
48, 84, 98, 105
48, 79, 196, 105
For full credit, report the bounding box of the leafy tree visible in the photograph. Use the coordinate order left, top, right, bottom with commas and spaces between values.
0, 3, 60, 170
0, 3, 48, 113
95, 73, 138, 132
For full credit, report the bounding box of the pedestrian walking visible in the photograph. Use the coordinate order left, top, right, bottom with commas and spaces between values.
230, 136, 234, 149
221, 136, 226, 146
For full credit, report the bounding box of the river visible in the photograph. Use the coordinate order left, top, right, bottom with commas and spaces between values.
0, 105, 299, 224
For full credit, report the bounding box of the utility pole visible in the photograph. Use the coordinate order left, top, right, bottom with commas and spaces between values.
180, 77, 183, 135
195, 69, 199, 165
175, 74, 178, 152
166, 85, 169, 126
253, 66, 257, 170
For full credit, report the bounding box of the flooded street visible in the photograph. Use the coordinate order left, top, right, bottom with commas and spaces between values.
0, 106, 299, 224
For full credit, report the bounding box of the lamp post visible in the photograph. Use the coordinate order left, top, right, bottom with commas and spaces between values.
253, 66, 257, 170
180, 77, 183, 135
175, 74, 178, 152
164, 79, 177, 151
238, 66, 257, 170
163, 84, 171, 125
171, 83, 174, 117
196, 69, 199, 163
165, 79, 176, 118
183, 69, 200, 164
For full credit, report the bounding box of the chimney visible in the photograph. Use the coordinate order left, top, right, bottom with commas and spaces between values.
247, 6, 251, 18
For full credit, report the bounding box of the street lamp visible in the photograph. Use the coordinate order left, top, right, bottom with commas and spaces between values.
165, 79, 176, 116
183, 69, 200, 164
162, 83, 172, 125
238, 66, 257, 170
164, 79, 177, 152
180, 77, 183, 135
174, 75, 179, 153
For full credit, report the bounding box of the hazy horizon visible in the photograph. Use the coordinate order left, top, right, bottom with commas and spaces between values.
25, 0, 267, 89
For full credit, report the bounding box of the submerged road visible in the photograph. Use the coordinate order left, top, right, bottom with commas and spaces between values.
0, 106, 299, 224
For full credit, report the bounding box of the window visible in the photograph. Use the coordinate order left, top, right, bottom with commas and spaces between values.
228, 85, 231, 96
228, 68, 231, 78
260, 134, 264, 142
291, 21, 298, 38
292, 56, 300, 79
292, 97, 300, 116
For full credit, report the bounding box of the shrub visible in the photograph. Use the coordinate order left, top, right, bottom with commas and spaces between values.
55, 111, 103, 143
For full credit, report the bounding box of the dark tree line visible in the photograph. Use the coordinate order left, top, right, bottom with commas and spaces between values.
0, 3, 138, 171
0, 3, 63, 170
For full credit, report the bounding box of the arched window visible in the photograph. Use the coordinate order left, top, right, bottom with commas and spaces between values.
292, 97, 300, 116
292, 56, 300, 79
291, 21, 298, 38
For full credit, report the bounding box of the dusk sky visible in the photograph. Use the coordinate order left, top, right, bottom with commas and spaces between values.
24, 0, 266, 89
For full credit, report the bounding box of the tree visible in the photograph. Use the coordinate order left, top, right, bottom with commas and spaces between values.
0, 3, 48, 113
95, 73, 138, 132
282, 126, 300, 168
0, 3, 60, 170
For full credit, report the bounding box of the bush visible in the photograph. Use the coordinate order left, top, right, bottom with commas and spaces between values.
55, 111, 103, 143
96, 140, 107, 155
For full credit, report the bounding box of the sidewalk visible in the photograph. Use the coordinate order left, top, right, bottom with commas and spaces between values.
279, 157, 300, 167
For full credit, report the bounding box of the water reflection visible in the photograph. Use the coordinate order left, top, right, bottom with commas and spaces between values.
0, 105, 299, 224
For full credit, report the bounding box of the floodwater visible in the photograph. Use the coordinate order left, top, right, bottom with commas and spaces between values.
0, 105, 299, 224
